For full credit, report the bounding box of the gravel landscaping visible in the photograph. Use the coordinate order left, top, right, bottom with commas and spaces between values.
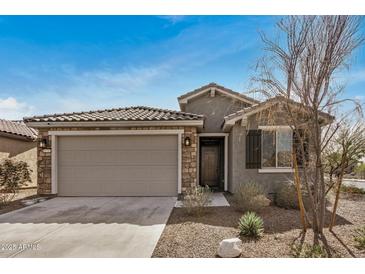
152, 193, 365, 258
0, 188, 38, 215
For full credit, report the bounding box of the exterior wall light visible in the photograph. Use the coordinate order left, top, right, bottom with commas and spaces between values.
39, 138, 49, 149
184, 136, 191, 146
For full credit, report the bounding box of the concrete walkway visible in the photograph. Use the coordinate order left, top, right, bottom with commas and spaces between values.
0, 197, 176, 258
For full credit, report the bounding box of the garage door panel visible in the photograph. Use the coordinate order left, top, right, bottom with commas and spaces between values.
59, 150, 177, 166
148, 166, 177, 180
59, 166, 177, 181
59, 182, 104, 196
118, 181, 177, 197
57, 135, 178, 196
58, 135, 177, 151
59, 181, 177, 196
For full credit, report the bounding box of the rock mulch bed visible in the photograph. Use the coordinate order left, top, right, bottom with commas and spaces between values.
0, 188, 38, 215
152, 193, 365, 258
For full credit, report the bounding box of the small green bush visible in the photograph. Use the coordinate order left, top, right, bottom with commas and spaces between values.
238, 211, 264, 238
353, 226, 365, 250
341, 184, 365, 195
275, 182, 299, 209
234, 181, 270, 212
291, 243, 328, 258
0, 193, 14, 207
355, 163, 365, 179
182, 185, 211, 216
0, 159, 32, 191
0, 159, 32, 207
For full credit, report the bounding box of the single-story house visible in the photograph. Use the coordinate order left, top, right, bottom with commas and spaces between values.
24, 83, 331, 196
0, 119, 38, 187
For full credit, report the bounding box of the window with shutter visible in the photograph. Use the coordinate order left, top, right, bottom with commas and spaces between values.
246, 127, 307, 171
246, 130, 261, 169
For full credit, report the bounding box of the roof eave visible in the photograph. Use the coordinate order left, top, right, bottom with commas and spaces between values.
222, 101, 335, 130
0, 131, 36, 141
25, 120, 205, 129
178, 86, 258, 107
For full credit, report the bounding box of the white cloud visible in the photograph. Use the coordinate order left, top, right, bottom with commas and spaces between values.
0, 97, 34, 120
14, 63, 172, 116
74, 64, 170, 94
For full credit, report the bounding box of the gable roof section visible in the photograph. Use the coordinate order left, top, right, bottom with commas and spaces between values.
24, 106, 205, 128
178, 82, 259, 108
223, 96, 335, 131
0, 119, 37, 140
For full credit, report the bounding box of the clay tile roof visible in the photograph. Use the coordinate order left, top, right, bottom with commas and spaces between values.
178, 82, 260, 104
0, 119, 38, 140
24, 106, 204, 123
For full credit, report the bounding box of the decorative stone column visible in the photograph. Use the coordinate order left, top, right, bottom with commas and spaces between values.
37, 129, 52, 195
181, 126, 198, 192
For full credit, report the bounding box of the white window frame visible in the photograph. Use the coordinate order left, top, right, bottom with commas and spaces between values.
258, 126, 294, 173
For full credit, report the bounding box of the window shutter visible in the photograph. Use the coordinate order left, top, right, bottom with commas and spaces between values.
293, 129, 309, 167
246, 130, 261, 169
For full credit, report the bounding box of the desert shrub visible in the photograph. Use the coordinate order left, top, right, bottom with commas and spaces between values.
291, 243, 328, 258
341, 184, 365, 195
353, 226, 365, 250
234, 181, 270, 212
0, 159, 32, 207
238, 211, 264, 238
275, 182, 299, 209
0, 193, 14, 207
355, 163, 365, 179
182, 185, 211, 216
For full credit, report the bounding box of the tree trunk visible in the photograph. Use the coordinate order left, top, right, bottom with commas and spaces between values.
329, 172, 333, 186
329, 161, 346, 231
293, 151, 307, 231
318, 165, 326, 233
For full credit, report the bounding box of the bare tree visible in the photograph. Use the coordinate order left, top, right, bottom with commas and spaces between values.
252, 16, 363, 244
323, 121, 365, 195
325, 121, 365, 230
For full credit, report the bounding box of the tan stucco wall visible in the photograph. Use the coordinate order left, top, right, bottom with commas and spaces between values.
229, 124, 293, 194
246, 109, 293, 129
0, 136, 37, 187
183, 92, 251, 133
228, 108, 298, 193
36, 126, 198, 195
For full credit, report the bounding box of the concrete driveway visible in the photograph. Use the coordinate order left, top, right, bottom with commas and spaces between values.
0, 197, 176, 258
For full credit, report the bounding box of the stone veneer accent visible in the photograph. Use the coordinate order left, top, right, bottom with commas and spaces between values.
36, 126, 198, 195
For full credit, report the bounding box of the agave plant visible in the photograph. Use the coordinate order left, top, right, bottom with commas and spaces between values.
238, 212, 264, 238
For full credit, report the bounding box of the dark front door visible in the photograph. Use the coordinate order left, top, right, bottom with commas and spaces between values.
201, 144, 220, 187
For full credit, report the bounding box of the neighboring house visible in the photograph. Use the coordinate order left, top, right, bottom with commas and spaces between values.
24, 83, 331, 196
0, 119, 38, 187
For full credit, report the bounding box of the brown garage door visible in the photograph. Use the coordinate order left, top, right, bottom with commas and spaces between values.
57, 135, 178, 196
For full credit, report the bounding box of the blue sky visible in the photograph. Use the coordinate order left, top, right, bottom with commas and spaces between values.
0, 16, 364, 120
